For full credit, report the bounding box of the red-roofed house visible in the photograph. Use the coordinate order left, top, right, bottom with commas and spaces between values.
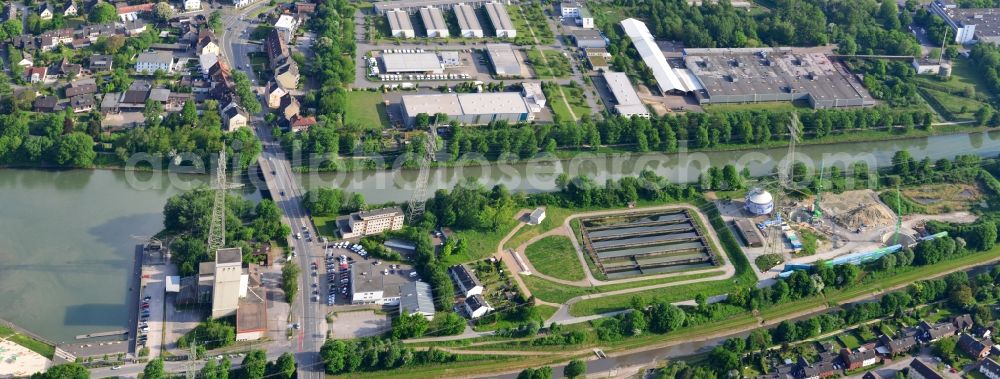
27, 66, 47, 83
289, 115, 317, 132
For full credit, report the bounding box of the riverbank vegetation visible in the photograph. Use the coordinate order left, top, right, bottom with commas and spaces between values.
0, 324, 55, 359
160, 191, 290, 276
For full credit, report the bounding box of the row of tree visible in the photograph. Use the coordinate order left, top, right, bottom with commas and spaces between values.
319, 338, 455, 374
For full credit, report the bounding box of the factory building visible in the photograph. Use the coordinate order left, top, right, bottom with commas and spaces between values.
386, 9, 415, 38
521, 82, 546, 113
485, 43, 522, 76
744, 188, 774, 216
683, 47, 873, 109
620, 18, 691, 94
399, 281, 436, 320
208, 248, 245, 319
381, 52, 444, 74
419, 6, 449, 38
485, 2, 516, 38
350, 261, 401, 305
454, 3, 483, 37
374, 0, 497, 13
559, 2, 593, 28
401, 92, 536, 127
930, 0, 1000, 44
603, 71, 650, 118
571, 28, 607, 49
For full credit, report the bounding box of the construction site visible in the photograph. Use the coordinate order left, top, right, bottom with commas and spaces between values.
580, 209, 719, 279
721, 181, 979, 279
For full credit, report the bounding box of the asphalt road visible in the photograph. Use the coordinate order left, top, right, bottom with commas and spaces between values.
218, 4, 327, 379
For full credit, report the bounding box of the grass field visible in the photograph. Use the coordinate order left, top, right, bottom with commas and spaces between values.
504, 207, 582, 250
345, 91, 390, 129
919, 87, 984, 120
524, 235, 585, 281
703, 101, 809, 113
544, 84, 591, 121
0, 325, 55, 359
526, 49, 572, 79
901, 183, 981, 214
837, 332, 862, 349
313, 215, 338, 238
522, 269, 726, 305
443, 222, 516, 267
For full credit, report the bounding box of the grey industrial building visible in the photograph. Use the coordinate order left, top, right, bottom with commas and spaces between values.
682, 47, 874, 109
454, 3, 483, 37
400, 92, 536, 127
484, 2, 516, 38
419, 6, 449, 38
381, 52, 444, 74
485, 43, 522, 76
373, 0, 497, 13
603, 71, 649, 118
571, 29, 607, 49
399, 281, 435, 320
930, 0, 1000, 44
386, 9, 414, 38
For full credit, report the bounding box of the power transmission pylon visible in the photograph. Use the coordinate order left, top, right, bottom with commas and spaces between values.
207, 150, 243, 252
406, 130, 437, 222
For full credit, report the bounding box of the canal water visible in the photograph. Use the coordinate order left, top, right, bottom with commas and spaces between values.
1, 131, 1000, 341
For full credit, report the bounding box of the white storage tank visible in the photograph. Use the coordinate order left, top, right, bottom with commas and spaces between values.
744, 188, 774, 215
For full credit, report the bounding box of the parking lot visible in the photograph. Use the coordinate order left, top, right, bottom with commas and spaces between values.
137, 264, 167, 357
305, 239, 420, 307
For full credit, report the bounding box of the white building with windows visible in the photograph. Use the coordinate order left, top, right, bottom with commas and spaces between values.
135, 51, 174, 74
184, 0, 201, 11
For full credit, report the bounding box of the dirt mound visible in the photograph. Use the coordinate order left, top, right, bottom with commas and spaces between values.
833, 203, 896, 230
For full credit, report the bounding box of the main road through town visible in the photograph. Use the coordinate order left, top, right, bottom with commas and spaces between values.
218, 3, 327, 379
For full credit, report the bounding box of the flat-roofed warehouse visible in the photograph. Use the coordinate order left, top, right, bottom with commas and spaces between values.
419, 6, 449, 37
454, 3, 483, 37
373, 0, 492, 13
930, 0, 1000, 44
400, 92, 536, 127
603, 71, 649, 118
485, 2, 516, 38
381, 52, 444, 74
683, 47, 874, 109
485, 43, 522, 76
620, 18, 693, 94
386, 9, 414, 38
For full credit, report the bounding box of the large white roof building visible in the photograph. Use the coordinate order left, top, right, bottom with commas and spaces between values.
620, 18, 689, 94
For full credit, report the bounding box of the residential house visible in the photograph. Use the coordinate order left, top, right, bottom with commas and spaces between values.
5, 4, 17, 22
184, 0, 200, 11
797, 353, 839, 379
124, 19, 148, 36
39, 2, 54, 20
88, 54, 114, 72
27, 66, 48, 83
117, 2, 154, 21
266, 84, 287, 109
33, 96, 58, 112
58, 58, 82, 78
878, 334, 916, 357
199, 52, 219, 76
463, 294, 493, 319
118, 81, 153, 109
16, 53, 34, 68
223, 105, 249, 131
288, 114, 316, 132
862, 371, 883, 379
11, 35, 38, 51
265, 29, 291, 69
908, 358, 944, 379
958, 333, 993, 360
840, 348, 878, 370
196, 29, 220, 55
80, 23, 119, 39
449, 264, 483, 298
295, 2, 315, 15
273, 14, 298, 42
62, 1, 77, 16
278, 94, 300, 123
920, 321, 957, 342
135, 51, 174, 73
980, 358, 1000, 379
233, 0, 252, 8
70, 95, 96, 113
65, 80, 97, 97
955, 314, 975, 331
273, 62, 299, 90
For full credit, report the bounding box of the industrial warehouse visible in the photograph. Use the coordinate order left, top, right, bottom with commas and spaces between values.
580, 210, 718, 279
381, 52, 445, 74
930, 0, 1000, 44
454, 3, 483, 38
484, 2, 516, 38
386, 9, 414, 38
683, 48, 875, 109
419, 6, 449, 38
485, 43, 524, 77
602, 71, 650, 118
400, 92, 539, 127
